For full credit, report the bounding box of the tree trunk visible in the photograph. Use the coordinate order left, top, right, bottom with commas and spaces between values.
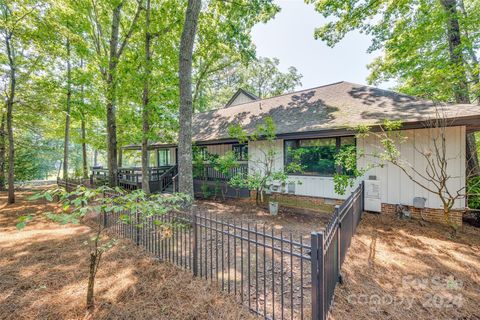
440, 0, 480, 176
86, 252, 97, 310
105, 4, 123, 187
6, 95, 14, 204
0, 112, 5, 191
80, 67, 88, 180
63, 37, 72, 180
178, 0, 202, 198
81, 117, 88, 179
458, 0, 480, 104
141, 0, 152, 194
5, 32, 15, 204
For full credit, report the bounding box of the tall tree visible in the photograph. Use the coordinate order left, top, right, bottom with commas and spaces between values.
197, 56, 302, 110
79, 73, 89, 179
178, 0, 201, 197
191, 1, 280, 111
141, 0, 151, 194
1, 2, 23, 203
439, 0, 479, 174
87, 0, 142, 186
0, 112, 5, 190
63, 36, 72, 180
308, 0, 480, 174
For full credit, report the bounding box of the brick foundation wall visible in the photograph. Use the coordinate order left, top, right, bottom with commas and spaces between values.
250, 190, 340, 212
381, 203, 463, 227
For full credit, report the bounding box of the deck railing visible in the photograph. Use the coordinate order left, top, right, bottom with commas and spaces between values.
91, 166, 176, 192
196, 163, 248, 181
91, 163, 248, 192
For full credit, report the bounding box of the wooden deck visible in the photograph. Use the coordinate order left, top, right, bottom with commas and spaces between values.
91, 166, 178, 193
91, 163, 249, 196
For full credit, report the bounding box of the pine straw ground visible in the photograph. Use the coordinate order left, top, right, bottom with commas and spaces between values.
0, 190, 255, 320
330, 214, 480, 320
2, 189, 480, 320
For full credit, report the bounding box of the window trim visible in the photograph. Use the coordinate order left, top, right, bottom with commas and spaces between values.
283, 136, 356, 177
157, 148, 171, 166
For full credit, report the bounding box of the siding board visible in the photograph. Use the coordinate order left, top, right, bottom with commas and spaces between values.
247, 126, 466, 208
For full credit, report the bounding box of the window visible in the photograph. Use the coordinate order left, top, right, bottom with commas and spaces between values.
284, 136, 355, 176
232, 144, 248, 161
158, 149, 170, 166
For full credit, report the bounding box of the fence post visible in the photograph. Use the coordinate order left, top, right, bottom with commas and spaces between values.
101, 190, 107, 227
361, 181, 365, 212
192, 214, 198, 276
319, 232, 325, 320
335, 206, 343, 284
311, 232, 325, 320
135, 202, 140, 246
103, 210, 107, 228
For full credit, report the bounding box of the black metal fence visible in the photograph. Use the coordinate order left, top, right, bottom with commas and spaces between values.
310, 183, 364, 320
58, 179, 364, 320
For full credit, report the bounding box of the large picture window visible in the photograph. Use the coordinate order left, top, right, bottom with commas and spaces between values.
232, 144, 248, 161
284, 136, 355, 176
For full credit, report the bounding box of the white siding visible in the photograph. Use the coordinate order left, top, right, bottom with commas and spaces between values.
287, 175, 358, 200
358, 126, 466, 209
248, 139, 357, 199
248, 140, 284, 174
247, 126, 466, 207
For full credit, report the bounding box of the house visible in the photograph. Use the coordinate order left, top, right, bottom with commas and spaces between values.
98, 81, 480, 225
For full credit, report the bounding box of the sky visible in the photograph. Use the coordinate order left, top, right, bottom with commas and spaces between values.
251, 0, 396, 91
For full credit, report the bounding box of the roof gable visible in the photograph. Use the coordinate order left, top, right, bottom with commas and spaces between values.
225, 88, 259, 107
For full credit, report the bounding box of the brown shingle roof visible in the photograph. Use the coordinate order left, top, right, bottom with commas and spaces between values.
192, 81, 480, 142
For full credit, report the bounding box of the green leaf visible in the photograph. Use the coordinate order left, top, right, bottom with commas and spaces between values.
16, 221, 26, 230
44, 192, 53, 202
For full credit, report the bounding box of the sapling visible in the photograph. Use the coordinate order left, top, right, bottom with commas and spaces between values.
334, 113, 480, 235
18, 185, 189, 311
212, 151, 238, 200
228, 117, 302, 207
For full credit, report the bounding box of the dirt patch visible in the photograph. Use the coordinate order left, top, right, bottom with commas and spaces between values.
195, 198, 332, 238
331, 213, 480, 320
0, 190, 255, 320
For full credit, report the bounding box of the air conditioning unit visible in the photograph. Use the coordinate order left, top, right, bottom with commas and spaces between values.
364, 179, 381, 212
